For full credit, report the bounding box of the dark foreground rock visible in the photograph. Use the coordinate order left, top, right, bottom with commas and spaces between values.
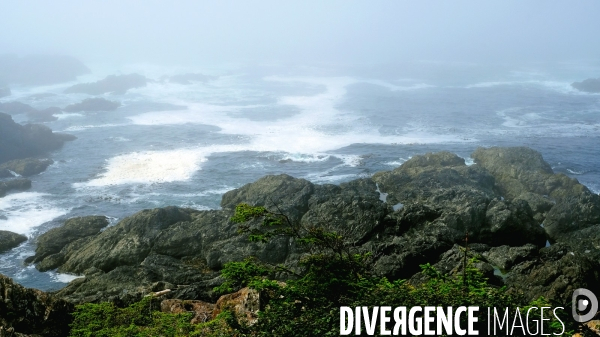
0, 113, 75, 164
0, 231, 27, 252
63, 98, 120, 112
0, 179, 32, 197
572, 78, 600, 93
64, 73, 147, 95
0, 158, 53, 177
28, 147, 600, 309
0, 273, 73, 337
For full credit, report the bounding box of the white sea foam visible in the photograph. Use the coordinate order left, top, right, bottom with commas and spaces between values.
0, 192, 68, 235
61, 123, 128, 132
91, 76, 472, 187
50, 272, 84, 283
567, 169, 584, 175
74, 148, 207, 187
362, 79, 435, 91
54, 113, 84, 120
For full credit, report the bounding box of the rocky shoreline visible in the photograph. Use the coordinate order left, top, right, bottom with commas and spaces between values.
1, 146, 600, 335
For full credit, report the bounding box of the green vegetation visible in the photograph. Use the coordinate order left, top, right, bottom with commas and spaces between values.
69, 203, 576, 336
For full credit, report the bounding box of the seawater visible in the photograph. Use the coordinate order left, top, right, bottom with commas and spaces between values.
1, 62, 599, 290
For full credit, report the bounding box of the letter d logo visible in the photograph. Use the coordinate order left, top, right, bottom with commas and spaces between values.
572, 288, 598, 323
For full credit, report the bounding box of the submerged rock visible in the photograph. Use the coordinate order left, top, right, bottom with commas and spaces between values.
63, 97, 120, 112
0, 112, 76, 164
0, 231, 27, 252
64, 73, 147, 95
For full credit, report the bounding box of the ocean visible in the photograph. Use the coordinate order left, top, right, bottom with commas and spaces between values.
1, 61, 599, 290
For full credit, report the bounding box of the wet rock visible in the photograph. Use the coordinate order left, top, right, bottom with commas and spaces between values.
572, 78, 600, 93
0, 231, 27, 252
0, 112, 75, 164
0, 273, 73, 337
64, 73, 147, 95
0, 179, 31, 197
63, 98, 120, 112
0, 158, 53, 177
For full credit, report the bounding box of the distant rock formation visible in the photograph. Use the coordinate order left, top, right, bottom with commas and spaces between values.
63, 97, 120, 112
0, 230, 27, 252
64, 73, 147, 95
0, 179, 31, 197
0, 54, 89, 85
0, 101, 38, 115
0, 158, 54, 177
572, 78, 600, 93
0, 86, 10, 98
0, 112, 75, 164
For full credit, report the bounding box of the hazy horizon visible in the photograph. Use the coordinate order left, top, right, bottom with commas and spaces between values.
2, 1, 600, 68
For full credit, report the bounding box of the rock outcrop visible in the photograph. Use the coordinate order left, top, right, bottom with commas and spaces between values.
63, 98, 120, 112
0, 113, 75, 164
0, 231, 27, 252
64, 73, 147, 95
26, 147, 600, 309
0, 158, 53, 177
30, 216, 109, 271
572, 78, 600, 93
0, 274, 73, 337
0, 55, 89, 86
0, 179, 31, 197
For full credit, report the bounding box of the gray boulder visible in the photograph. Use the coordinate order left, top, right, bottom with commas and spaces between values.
64, 73, 147, 95
572, 78, 600, 93
63, 97, 120, 112
0, 178, 32, 197
0, 230, 27, 252
0, 112, 76, 164
0, 158, 54, 177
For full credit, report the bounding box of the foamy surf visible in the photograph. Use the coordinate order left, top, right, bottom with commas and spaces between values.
74, 149, 206, 187
0, 192, 69, 235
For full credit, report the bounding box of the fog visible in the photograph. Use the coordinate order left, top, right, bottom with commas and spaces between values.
2, 0, 599, 67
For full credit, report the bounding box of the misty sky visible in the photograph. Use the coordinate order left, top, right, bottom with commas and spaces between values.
1, 1, 599, 66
